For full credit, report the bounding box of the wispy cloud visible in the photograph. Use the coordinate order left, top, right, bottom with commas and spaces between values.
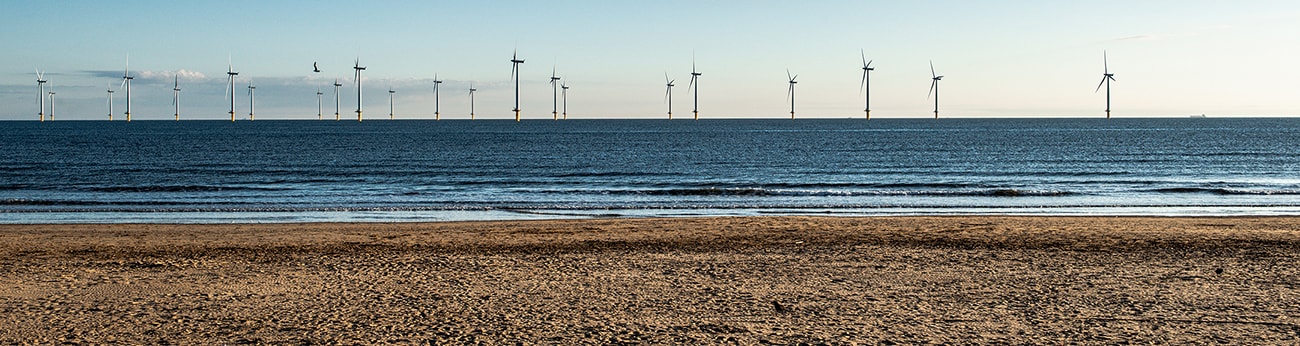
1108, 34, 1160, 42
81, 69, 207, 81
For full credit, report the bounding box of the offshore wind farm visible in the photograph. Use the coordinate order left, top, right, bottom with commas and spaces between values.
4, 3, 1298, 121
5, 3, 1300, 345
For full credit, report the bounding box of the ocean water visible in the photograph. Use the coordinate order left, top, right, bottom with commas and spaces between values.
2, 118, 1299, 223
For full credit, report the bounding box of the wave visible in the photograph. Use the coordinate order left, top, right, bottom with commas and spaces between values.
1148, 187, 1300, 195
602, 187, 1078, 197
89, 185, 290, 193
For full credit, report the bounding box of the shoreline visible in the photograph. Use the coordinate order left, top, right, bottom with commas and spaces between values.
2, 216, 1298, 343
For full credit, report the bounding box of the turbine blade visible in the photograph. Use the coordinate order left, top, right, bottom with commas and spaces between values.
860, 70, 867, 93
1104, 50, 1109, 74
930, 60, 936, 78
861, 49, 866, 66
928, 80, 936, 99
1096, 78, 1106, 92
786, 69, 791, 81
866, 60, 872, 68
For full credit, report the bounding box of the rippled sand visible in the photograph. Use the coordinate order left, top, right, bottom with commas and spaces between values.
1, 216, 1298, 344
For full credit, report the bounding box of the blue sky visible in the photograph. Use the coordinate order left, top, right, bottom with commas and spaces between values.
2, 1, 1299, 120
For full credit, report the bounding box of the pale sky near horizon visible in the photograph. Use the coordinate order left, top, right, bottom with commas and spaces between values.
2, 0, 1298, 120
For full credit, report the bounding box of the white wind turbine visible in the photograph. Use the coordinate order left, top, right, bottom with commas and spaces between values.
561, 79, 569, 120
35, 69, 47, 121
1096, 51, 1117, 119
47, 87, 56, 121
172, 75, 181, 121
333, 79, 342, 121
786, 70, 798, 119
688, 57, 702, 120
121, 56, 134, 122
664, 73, 675, 119
226, 57, 238, 122
550, 66, 561, 120
247, 81, 256, 121
353, 58, 366, 122
928, 61, 943, 119
106, 84, 115, 121
510, 50, 525, 121
860, 50, 874, 119
433, 74, 443, 120
388, 85, 396, 120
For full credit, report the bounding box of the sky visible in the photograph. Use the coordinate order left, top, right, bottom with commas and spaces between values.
2, 0, 1299, 120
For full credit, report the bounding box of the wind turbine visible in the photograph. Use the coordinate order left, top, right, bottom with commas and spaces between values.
314, 62, 322, 120
47, 88, 55, 121
688, 57, 702, 120
333, 79, 342, 121
172, 75, 181, 121
106, 85, 115, 121
550, 66, 561, 120
35, 69, 47, 121
786, 70, 798, 119
121, 57, 134, 122
1096, 51, 1116, 119
468, 83, 477, 120
664, 73, 675, 119
928, 61, 943, 119
353, 58, 366, 122
316, 87, 323, 120
247, 81, 256, 121
226, 58, 238, 122
561, 79, 569, 120
433, 74, 443, 120
510, 50, 525, 121
860, 50, 874, 119
388, 86, 396, 120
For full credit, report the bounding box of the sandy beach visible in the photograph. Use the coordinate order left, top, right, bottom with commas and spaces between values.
1, 216, 1298, 344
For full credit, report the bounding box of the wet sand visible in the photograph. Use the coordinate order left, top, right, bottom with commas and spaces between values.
1, 216, 1298, 344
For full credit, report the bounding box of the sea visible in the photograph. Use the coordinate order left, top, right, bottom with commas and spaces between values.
2, 117, 1299, 223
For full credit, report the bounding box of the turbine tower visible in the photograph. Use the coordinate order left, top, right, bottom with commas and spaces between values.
550, 66, 561, 120
121, 57, 134, 122
1096, 51, 1116, 119
333, 79, 342, 121
860, 50, 874, 119
388, 86, 396, 120
786, 70, 798, 119
226, 58, 238, 122
510, 50, 525, 121
468, 83, 477, 120
688, 58, 702, 120
106, 85, 115, 121
928, 61, 943, 119
35, 69, 47, 122
433, 74, 443, 120
247, 81, 256, 121
664, 73, 675, 119
172, 75, 181, 121
353, 58, 366, 122
561, 79, 569, 120
316, 87, 323, 120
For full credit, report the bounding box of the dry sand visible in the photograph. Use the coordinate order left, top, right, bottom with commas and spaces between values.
0, 216, 1298, 344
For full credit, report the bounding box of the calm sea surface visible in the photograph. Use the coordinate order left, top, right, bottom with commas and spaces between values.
2, 118, 1299, 223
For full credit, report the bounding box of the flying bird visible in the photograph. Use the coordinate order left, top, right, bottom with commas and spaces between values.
313, 62, 321, 73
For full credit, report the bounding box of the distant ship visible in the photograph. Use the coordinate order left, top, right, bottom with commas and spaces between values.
1190, 114, 1207, 118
